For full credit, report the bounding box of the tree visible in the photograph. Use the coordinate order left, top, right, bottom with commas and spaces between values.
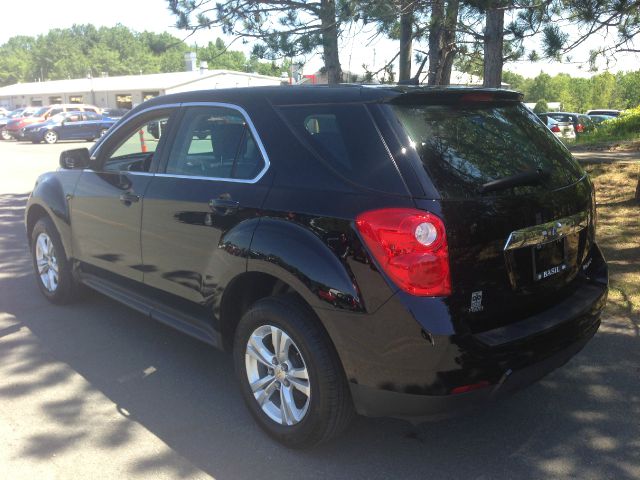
427, 0, 460, 85
168, 0, 350, 84
533, 99, 548, 113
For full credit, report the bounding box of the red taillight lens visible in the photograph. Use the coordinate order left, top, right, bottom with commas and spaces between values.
550, 124, 561, 133
576, 123, 584, 133
355, 208, 451, 296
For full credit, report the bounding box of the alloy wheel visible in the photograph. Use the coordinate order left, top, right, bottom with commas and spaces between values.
245, 324, 311, 426
35, 232, 58, 292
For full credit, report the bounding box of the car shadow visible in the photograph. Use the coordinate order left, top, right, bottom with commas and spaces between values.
1, 192, 639, 480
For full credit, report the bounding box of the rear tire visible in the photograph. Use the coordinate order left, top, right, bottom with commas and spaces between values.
0, 129, 11, 141
30, 217, 80, 304
233, 295, 354, 448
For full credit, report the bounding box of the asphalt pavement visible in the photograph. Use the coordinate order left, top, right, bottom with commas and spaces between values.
0, 140, 639, 479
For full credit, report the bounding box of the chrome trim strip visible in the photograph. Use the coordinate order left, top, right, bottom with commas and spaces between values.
503, 211, 590, 251
91, 101, 270, 185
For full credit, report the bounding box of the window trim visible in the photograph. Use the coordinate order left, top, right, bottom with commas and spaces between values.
91, 102, 270, 185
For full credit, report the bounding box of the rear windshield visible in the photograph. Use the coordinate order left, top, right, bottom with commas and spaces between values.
391, 102, 584, 198
278, 104, 407, 194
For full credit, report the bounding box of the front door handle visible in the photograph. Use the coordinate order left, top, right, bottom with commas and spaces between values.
119, 192, 140, 205
209, 197, 240, 216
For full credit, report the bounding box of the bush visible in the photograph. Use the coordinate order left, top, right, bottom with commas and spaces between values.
533, 99, 549, 113
600, 106, 640, 136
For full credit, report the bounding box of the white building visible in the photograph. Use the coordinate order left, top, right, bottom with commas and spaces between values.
0, 69, 283, 109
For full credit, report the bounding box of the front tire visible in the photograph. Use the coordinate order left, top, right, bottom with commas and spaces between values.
43, 130, 58, 144
233, 295, 354, 448
30, 217, 79, 304
0, 129, 11, 141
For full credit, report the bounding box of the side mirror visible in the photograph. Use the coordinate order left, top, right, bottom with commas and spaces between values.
59, 148, 91, 169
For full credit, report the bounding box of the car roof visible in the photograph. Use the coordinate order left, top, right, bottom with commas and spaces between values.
133, 85, 522, 111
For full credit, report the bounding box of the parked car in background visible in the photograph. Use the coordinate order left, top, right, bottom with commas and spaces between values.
25, 86, 608, 448
586, 109, 620, 117
0, 107, 38, 140
5, 104, 101, 140
588, 114, 616, 125
23, 111, 116, 144
101, 108, 129, 121
542, 116, 576, 140
538, 112, 596, 136
0, 107, 9, 117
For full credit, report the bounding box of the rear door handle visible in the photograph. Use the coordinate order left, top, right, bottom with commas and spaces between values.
119, 192, 140, 205
209, 197, 240, 215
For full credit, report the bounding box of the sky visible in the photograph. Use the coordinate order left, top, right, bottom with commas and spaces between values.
3, 0, 639, 80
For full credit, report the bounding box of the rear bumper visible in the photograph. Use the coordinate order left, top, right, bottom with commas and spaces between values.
319, 244, 608, 419
349, 318, 598, 419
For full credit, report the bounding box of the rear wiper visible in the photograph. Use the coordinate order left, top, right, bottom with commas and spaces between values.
480, 168, 546, 194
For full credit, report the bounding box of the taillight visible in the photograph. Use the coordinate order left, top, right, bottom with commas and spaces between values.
355, 208, 451, 296
550, 124, 561, 133
576, 123, 584, 133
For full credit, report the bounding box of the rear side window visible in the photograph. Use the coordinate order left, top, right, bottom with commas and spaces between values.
165, 106, 265, 180
278, 104, 406, 194
391, 102, 584, 198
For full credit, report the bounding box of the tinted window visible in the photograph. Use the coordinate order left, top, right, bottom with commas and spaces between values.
84, 112, 100, 121
278, 104, 406, 194
391, 102, 584, 198
166, 106, 265, 180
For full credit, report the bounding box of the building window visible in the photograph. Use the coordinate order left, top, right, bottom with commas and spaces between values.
69, 95, 83, 104
49, 96, 62, 104
31, 98, 43, 106
116, 94, 133, 109
142, 91, 159, 102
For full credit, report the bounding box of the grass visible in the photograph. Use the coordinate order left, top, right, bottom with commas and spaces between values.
584, 161, 640, 318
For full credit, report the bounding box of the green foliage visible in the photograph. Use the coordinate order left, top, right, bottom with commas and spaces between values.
600, 107, 640, 137
505, 69, 640, 112
0, 25, 287, 87
533, 99, 548, 113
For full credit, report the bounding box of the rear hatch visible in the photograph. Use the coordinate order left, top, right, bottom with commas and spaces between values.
389, 93, 595, 333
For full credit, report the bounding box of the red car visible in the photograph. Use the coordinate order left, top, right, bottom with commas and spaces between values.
5, 104, 100, 140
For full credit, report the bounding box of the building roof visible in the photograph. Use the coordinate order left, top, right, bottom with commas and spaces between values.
0, 70, 281, 97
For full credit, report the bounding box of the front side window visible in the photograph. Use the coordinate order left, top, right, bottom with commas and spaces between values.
101, 112, 172, 173
165, 106, 266, 180
84, 112, 99, 121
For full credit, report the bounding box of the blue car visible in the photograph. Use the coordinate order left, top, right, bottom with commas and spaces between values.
23, 111, 116, 144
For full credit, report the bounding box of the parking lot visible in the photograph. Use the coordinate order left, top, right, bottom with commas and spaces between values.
0, 139, 639, 479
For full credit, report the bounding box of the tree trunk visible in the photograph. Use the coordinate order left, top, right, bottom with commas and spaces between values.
320, 0, 342, 84
427, 0, 459, 85
427, 0, 445, 85
440, 0, 460, 85
399, 0, 414, 82
483, 5, 504, 88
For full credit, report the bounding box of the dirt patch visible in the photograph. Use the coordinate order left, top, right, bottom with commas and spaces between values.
571, 139, 640, 153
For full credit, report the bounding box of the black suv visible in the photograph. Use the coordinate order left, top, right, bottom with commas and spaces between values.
25, 86, 608, 448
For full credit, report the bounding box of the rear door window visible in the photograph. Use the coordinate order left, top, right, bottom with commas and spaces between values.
278, 104, 406, 194
165, 106, 266, 181
391, 102, 584, 198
